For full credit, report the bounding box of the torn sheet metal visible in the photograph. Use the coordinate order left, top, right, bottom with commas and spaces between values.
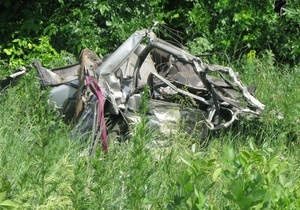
0, 66, 31, 92
34, 25, 265, 153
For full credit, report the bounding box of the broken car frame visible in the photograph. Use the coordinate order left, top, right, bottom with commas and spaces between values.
2, 25, 265, 155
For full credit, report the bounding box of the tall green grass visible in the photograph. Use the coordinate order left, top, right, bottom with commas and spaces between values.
0, 54, 299, 209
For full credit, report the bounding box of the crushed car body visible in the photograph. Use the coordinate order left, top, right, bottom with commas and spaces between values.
2, 25, 265, 155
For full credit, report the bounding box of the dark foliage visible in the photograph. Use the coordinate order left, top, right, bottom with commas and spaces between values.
1, 0, 299, 65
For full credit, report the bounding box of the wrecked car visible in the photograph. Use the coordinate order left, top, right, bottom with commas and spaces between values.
1, 25, 265, 155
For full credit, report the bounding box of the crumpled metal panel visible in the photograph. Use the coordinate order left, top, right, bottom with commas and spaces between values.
125, 99, 206, 136
35, 60, 80, 87
96, 30, 148, 76
94, 30, 150, 115
0, 66, 31, 92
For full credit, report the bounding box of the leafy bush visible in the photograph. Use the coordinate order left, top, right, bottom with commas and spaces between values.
2, 36, 76, 68
1, 0, 299, 64
221, 144, 299, 209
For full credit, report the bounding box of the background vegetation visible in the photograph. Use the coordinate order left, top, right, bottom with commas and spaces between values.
0, 0, 299, 209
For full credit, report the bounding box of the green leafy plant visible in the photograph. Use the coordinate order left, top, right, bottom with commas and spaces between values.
3, 36, 76, 68
221, 142, 299, 209
168, 144, 218, 209
0, 191, 18, 209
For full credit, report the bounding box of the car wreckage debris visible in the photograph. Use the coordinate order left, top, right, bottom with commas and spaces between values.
1, 26, 265, 156
0, 66, 32, 93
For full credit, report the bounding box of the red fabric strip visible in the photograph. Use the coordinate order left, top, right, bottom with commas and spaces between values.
86, 76, 108, 153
